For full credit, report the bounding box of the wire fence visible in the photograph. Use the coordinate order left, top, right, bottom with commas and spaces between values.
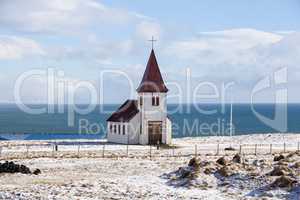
0, 141, 299, 160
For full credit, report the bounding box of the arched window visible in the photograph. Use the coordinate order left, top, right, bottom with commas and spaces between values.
152, 96, 159, 106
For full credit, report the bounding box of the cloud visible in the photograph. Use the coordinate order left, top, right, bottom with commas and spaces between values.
0, 36, 45, 59
167, 29, 282, 65
136, 21, 162, 40
0, 0, 142, 34
164, 29, 295, 82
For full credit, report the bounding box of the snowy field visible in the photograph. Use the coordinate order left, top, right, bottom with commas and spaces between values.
0, 133, 299, 200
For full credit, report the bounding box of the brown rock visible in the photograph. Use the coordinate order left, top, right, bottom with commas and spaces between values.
274, 155, 285, 162
277, 160, 289, 166
216, 157, 227, 166
292, 162, 300, 168
217, 166, 231, 177
188, 157, 200, 171
267, 166, 291, 176
287, 151, 300, 158
271, 176, 297, 188
204, 168, 213, 174
232, 154, 241, 163
33, 169, 41, 175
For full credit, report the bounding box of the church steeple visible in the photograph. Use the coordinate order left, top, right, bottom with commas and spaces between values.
136, 49, 168, 93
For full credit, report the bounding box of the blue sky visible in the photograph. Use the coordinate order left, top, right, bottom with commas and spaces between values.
0, 0, 299, 104
104, 0, 300, 31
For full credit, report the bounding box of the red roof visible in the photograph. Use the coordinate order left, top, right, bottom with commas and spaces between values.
136, 50, 168, 93
106, 100, 139, 122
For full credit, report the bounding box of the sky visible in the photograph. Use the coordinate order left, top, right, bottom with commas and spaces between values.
0, 0, 300, 104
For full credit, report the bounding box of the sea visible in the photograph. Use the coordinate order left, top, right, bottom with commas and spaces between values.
0, 103, 299, 140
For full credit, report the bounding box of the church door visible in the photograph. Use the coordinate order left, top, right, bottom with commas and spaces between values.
148, 121, 162, 145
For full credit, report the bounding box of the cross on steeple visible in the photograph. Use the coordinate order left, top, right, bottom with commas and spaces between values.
148, 36, 157, 50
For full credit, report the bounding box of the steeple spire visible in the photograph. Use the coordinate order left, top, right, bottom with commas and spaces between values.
136, 49, 168, 93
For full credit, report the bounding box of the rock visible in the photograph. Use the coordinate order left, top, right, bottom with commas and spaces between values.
217, 166, 231, 177
287, 151, 300, 158
224, 146, 236, 151
188, 157, 200, 170
0, 161, 31, 174
267, 166, 291, 176
199, 161, 210, 167
180, 168, 193, 179
232, 154, 241, 163
292, 162, 300, 168
274, 155, 285, 162
260, 192, 274, 198
271, 176, 297, 188
33, 169, 41, 175
252, 160, 259, 166
20, 165, 31, 174
204, 168, 213, 174
216, 157, 227, 166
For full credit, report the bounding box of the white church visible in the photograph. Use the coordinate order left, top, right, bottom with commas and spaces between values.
106, 49, 172, 145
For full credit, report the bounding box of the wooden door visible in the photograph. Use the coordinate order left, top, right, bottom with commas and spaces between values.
148, 121, 162, 145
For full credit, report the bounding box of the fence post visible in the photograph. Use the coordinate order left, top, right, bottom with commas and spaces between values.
26, 145, 29, 158
195, 144, 198, 157
284, 143, 286, 153
149, 145, 152, 160
239, 145, 242, 154
254, 144, 257, 155
77, 145, 80, 157
172, 146, 175, 157
298, 142, 300, 151
216, 143, 220, 155
52, 144, 55, 157
102, 144, 105, 158
0, 146, 2, 157
126, 144, 129, 157
270, 144, 272, 155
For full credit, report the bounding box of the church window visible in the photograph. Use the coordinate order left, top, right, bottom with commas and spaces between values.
123, 124, 126, 135
140, 96, 143, 106
152, 96, 159, 106
156, 96, 159, 106
118, 124, 121, 134
113, 124, 116, 134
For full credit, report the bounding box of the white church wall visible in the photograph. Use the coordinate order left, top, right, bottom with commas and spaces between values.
127, 113, 140, 144
107, 122, 129, 144
107, 114, 140, 144
138, 92, 170, 144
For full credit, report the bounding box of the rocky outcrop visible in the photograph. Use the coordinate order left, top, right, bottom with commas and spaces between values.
273, 155, 285, 162
267, 166, 291, 176
0, 161, 40, 175
271, 176, 297, 188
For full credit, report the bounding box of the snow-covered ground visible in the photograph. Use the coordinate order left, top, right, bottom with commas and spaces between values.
0, 133, 299, 200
